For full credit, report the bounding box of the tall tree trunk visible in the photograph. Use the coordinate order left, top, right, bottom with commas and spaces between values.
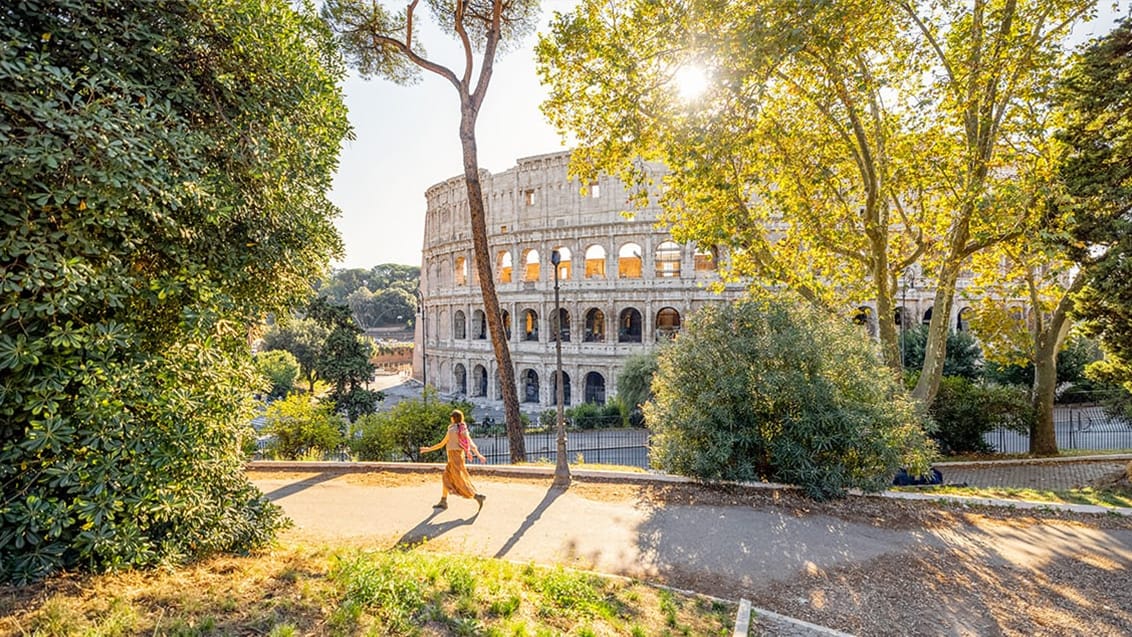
459, 112, 526, 462
1029, 276, 1082, 456
912, 262, 961, 404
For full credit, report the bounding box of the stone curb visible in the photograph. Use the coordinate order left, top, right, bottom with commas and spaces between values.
874, 490, 1132, 516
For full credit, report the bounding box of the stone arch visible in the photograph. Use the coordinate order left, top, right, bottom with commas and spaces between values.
957, 306, 974, 332
584, 307, 605, 342
472, 309, 486, 339
551, 370, 572, 406
656, 307, 681, 339
552, 246, 572, 280
522, 368, 540, 403
922, 306, 934, 325
618, 242, 643, 278
584, 244, 606, 279
472, 364, 488, 397
453, 309, 466, 340
552, 307, 570, 342
618, 307, 643, 343
655, 240, 681, 278
694, 246, 717, 272
501, 309, 512, 340
522, 248, 541, 282
454, 363, 467, 395
584, 372, 606, 405
521, 308, 539, 341
496, 250, 513, 283
852, 306, 877, 337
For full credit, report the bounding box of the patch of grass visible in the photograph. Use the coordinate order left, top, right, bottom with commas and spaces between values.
895, 484, 1132, 508
0, 542, 735, 637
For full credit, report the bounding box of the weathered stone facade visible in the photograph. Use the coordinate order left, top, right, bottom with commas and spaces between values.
414, 151, 989, 412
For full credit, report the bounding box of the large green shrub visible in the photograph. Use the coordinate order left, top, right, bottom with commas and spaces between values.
617, 352, 659, 426
263, 394, 347, 459
929, 378, 1034, 455
900, 325, 983, 380
645, 299, 936, 500
350, 389, 460, 461
0, 0, 348, 582
255, 350, 300, 399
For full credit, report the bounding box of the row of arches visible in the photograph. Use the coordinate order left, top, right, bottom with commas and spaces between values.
449, 306, 683, 343
449, 242, 717, 287
451, 364, 607, 406
852, 305, 980, 335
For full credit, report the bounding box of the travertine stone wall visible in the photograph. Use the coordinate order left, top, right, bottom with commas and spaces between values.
414, 151, 988, 412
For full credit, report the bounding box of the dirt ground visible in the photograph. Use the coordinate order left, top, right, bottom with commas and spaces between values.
311, 468, 1132, 636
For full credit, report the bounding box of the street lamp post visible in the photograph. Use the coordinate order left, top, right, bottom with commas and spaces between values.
415, 288, 427, 396
550, 250, 571, 487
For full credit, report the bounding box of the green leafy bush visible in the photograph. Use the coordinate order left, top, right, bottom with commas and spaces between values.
617, 352, 659, 426
263, 394, 346, 459
900, 325, 983, 380
255, 350, 300, 399
350, 389, 460, 461
645, 299, 936, 500
929, 377, 1034, 455
0, 0, 348, 583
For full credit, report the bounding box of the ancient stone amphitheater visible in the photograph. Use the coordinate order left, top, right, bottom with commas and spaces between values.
413, 151, 977, 412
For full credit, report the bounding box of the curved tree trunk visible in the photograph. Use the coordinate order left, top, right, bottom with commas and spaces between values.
459, 113, 526, 462
912, 263, 961, 405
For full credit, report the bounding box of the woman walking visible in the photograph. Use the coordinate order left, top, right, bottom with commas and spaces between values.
419, 409, 487, 511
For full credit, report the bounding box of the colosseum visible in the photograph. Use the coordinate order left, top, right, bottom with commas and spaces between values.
413, 150, 980, 412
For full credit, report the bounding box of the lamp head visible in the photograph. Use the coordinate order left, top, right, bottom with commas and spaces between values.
550, 249, 561, 266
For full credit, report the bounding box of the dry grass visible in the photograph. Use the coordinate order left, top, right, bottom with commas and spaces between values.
0, 541, 735, 637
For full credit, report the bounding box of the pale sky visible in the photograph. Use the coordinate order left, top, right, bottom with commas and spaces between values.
326, 2, 1128, 271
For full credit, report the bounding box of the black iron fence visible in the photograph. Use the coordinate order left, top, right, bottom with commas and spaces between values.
985, 405, 1132, 453
473, 427, 651, 468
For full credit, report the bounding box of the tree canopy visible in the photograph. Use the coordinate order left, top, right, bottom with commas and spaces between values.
0, 0, 350, 582
1057, 17, 1132, 393
536, 0, 1094, 405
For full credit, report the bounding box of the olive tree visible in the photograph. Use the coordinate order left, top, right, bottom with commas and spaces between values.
0, 0, 349, 582
645, 298, 936, 500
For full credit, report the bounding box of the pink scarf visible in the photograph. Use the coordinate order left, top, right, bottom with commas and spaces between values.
457, 423, 472, 460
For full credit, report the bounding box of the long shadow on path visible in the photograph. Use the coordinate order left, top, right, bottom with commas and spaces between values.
493, 486, 566, 559
259, 471, 341, 501
396, 509, 479, 547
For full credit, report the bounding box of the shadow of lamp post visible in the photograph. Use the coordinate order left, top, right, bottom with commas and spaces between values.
550, 249, 571, 487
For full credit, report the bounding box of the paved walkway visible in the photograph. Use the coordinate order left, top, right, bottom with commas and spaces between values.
936, 455, 1131, 491
248, 460, 1132, 636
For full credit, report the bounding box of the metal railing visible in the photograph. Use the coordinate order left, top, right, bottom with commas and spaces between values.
985, 405, 1132, 453
473, 427, 650, 468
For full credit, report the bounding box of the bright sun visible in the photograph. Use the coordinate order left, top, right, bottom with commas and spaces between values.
673, 65, 709, 101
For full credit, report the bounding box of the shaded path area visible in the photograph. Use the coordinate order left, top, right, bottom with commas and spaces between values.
249, 467, 1132, 636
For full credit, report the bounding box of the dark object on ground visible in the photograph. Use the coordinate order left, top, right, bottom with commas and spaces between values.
893, 468, 944, 486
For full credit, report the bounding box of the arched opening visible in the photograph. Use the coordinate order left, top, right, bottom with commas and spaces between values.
584, 244, 606, 279
852, 306, 877, 337
501, 309, 512, 340
584, 308, 605, 342
655, 241, 681, 278
522, 309, 539, 341
522, 369, 540, 403
694, 246, 716, 272
453, 310, 466, 340
473, 364, 487, 397
656, 307, 681, 339
552, 307, 570, 342
584, 372, 606, 405
551, 370, 572, 406
922, 306, 934, 325
957, 306, 973, 332
522, 248, 541, 282
496, 250, 513, 283
618, 243, 643, 278
553, 246, 572, 280
454, 256, 467, 286
895, 306, 909, 329
454, 363, 467, 396
619, 307, 643, 342
472, 309, 486, 339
